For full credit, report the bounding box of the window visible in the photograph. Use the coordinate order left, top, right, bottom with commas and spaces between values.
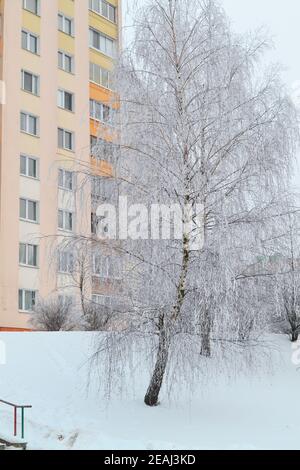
89, 0, 117, 23
91, 213, 98, 235
58, 50, 74, 73
91, 212, 109, 236
20, 198, 39, 223
58, 210, 73, 231
92, 254, 117, 278
90, 99, 113, 124
89, 28, 114, 57
58, 295, 73, 309
21, 70, 39, 95
90, 135, 117, 162
22, 30, 39, 54
58, 128, 74, 151
92, 175, 112, 200
23, 0, 40, 15
20, 112, 39, 136
92, 294, 113, 308
57, 89, 74, 111
90, 137, 115, 162
90, 135, 98, 155
19, 289, 36, 312
19, 243, 38, 267
58, 168, 73, 191
89, 62, 111, 89
20, 155, 38, 179
58, 13, 74, 36
58, 250, 74, 274
92, 176, 102, 198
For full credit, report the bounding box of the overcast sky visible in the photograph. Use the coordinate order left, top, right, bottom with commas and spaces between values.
123, 0, 300, 187
222, 0, 300, 89
124, 0, 300, 87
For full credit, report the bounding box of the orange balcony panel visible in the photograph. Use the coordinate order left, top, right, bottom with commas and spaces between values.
90, 157, 114, 178
90, 118, 101, 137
90, 119, 116, 142
89, 82, 119, 110
90, 82, 113, 105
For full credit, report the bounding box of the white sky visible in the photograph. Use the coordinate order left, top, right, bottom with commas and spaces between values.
222, 0, 300, 88
123, 0, 300, 188
221, 0, 300, 190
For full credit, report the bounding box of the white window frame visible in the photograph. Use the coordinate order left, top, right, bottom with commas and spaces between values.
89, 99, 114, 125
19, 198, 39, 223
58, 127, 74, 151
22, 0, 40, 16
58, 50, 74, 73
92, 254, 110, 278
20, 111, 39, 137
92, 294, 113, 308
89, 62, 111, 89
57, 89, 74, 112
92, 255, 109, 278
20, 154, 39, 179
18, 289, 37, 313
58, 168, 74, 191
89, 27, 115, 58
58, 209, 74, 232
21, 69, 40, 96
21, 29, 40, 54
92, 253, 121, 279
58, 250, 74, 274
19, 243, 39, 267
89, 0, 117, 23
58, 12, 74, 36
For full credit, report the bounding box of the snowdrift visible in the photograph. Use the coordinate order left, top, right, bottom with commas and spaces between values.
0, 332, 299, 450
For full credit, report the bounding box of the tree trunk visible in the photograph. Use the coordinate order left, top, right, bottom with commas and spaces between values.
200, 309, 211, 357
79, 272, 85, 315
144, 324, 171, 407
144, 216, 190, 406
291, 330, 299, 342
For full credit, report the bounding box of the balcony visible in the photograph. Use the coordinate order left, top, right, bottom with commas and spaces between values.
90, 155, 114, 177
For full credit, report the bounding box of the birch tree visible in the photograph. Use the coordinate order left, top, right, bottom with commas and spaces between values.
93, 0, 298, 406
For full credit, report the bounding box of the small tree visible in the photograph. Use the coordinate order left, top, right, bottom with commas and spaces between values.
82, 301, 114, 331
277, 285, 300, 342
273, 214, 300, 342
31, 295, 75, 331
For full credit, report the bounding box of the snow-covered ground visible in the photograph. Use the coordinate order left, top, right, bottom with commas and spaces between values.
0, 332, 299, 450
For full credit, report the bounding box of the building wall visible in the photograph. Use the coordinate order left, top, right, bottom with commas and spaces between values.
0, 0, 120, 330
0, 0, 23, 328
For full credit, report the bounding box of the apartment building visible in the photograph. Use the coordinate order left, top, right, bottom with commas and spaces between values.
0, 0, 121, 330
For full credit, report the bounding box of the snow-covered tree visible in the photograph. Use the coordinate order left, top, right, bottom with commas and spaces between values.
91, 0, 299, 406
32, 295, 75, 331
272, 214, 300, 342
